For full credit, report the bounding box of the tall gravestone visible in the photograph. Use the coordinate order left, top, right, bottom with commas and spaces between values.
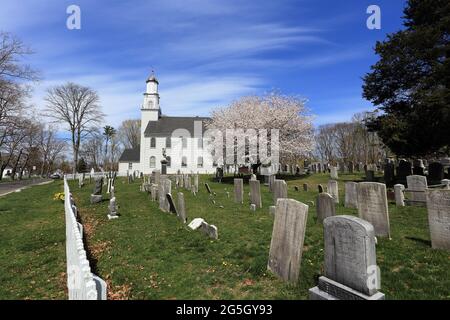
327, 180, 339, 204
330, 167, 338, 179
383, 160, 395, 187
177, 192, 187, 223
318, 184, 324, 193
309, 215, 384, 300
234, 179, 244, 204
397, 160, 412, 183
249, 180, 262, 208
413, 159, 425, 176
344, 182, 358, 209
394, 184, 405, 206
272, 180, 288, 204
357, 182, 390, 238
428, 162, 444, 184
268, 175, 276, 192
268, 199, 309, 283
316, 193, 335, 223
406, 175, 427, 204
426, 189, 450, 250
158, 178, 172, 212
90, 177, 103, 204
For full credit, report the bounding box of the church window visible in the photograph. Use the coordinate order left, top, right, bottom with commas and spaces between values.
182, 137, 187, 149
150, 156, 156, 168
182, 156, 187, 167
197, 157, 203, 168
128, 163, 133, 170
166, 137, 171, 148
150, 137, 156, 148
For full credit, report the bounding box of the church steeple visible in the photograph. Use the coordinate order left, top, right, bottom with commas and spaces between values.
142, 71, 161, 121
142, 71, 160, 120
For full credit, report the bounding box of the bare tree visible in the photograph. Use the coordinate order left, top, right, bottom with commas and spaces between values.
38, 124, 66, 177
44, 82, 104, 174
80, 131, 104, 170
117, 119, 140, 149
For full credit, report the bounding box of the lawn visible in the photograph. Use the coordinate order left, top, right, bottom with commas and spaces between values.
1, 173, 449, 300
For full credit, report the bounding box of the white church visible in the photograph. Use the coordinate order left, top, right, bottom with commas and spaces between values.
118, 74, 216, 175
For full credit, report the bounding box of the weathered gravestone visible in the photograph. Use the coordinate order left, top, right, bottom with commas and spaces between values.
90, 177, 103, 204
327, 180, 339, 204
250, 174, 257, 181
78, 173, 84, 188
294, 186, 299, 192
193, 174, 199, 193
158, 178, 172, 212
383, 160, 395, 187
330, 167, 338, 179
268, 198, 308, 283
303, 183, 308, 192
397, 160, 412, 182
107, 197, 119, 220
272, 180, 288, 204
366, 170, 375, 182
177, 192, 187, 223
406, 175, 427, 205
249, 180, 262, 208
357, 182, 390, 238
268, 175, 276, 192
394, 184, 405, 207
150, 184, 158, 201
413, 159, 425, 176
309, 215, 384, 300
344, 182, 358, 209
166, 193, 178, 215
426, 189, 450, 250
188, 218, 218, 239
316, 193, 335, 223
428, 162, 444, 183
234, 179, 244, 204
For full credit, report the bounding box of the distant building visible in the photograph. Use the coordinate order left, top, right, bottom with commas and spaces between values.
118, 74, 215, 175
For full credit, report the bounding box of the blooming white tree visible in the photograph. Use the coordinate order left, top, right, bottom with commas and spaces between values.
205, 92, 314, 168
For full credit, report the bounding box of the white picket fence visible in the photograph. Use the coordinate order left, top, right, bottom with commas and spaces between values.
64, 177, 107, 300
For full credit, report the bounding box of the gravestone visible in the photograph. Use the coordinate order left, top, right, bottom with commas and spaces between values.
347, 162, 354, 174
397, 160, 412, 182
177, 192, 187, 223
78, 174, 84, 188
249, 180, 262, 208
272, 180, 288, 204
357, 182, 390, 238
327, 180, 339, 204
166, 193, 178, 215
428, 162, 444, 183
366, 170, 375, 182
107, 197, 119, 220
150, 184, 158, 201
394, 184, 405, 206
309, 215, 384, 300
316, 193, 335, 223
344, 182, 358, 209
90, 177, 103, 204
188, 218, 218, 239
406, 175, 427, 204
234, 179, 244, 204
330, 167, 338, 179
426, 189, 450, 250
250, 204, 256, 211
153, 170, 161, 185
205, 183, 212, 195
268, 198, 308, 283
268, 175, 276, 192
193, 174, 199, 193
413, 159, 425, 176
303, 183, 308, 192
383, 160, 395, 187
318, 184, 324, 193
158, 178, 172, 212
250, 174, 257, 181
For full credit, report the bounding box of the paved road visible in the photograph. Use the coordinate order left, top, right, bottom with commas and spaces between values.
0, 179, 53, 197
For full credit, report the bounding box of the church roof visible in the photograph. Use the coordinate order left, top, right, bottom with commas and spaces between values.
144, 116, 211, 137
146, 75, 159, 84
119, 146, 140, 162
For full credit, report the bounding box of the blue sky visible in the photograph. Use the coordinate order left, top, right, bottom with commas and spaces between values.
0, 0, 406, 127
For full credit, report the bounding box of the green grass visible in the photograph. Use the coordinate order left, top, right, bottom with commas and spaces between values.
0, 181, 66, 299
1, 173, 449, 299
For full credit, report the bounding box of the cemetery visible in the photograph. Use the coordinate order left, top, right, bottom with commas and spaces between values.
1, 167, 450, 300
